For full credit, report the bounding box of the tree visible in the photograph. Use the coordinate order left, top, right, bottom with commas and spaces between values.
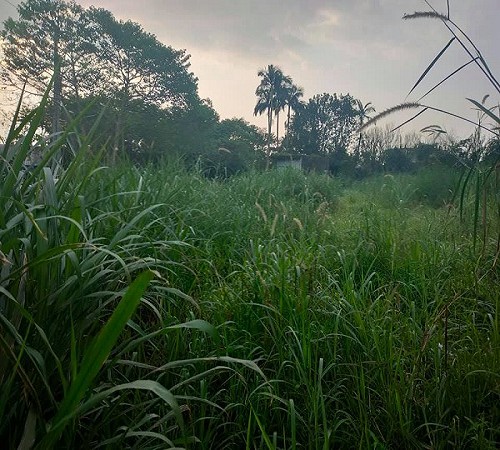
289, 93, 360, 156
284, 83, 305, 151
356, 125, 423, 176
85, 7, 198, 158
207, 118, 266, 175
216, 118, 266, 154
218, 118, 265, 160
1, 0, 198, 150
164, 97, 220, 164
382, 147, 414, 173
254, 64, 278, 153
253, 65, 292, 163
87, 7, 197, 109
1, 0, 99, 135
272, 71, 292, 144
354, 100, 375, 161
285, 84, 305, 132
483, 136, 500, 166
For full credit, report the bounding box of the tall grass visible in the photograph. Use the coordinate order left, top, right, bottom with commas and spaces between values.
73, 162, 498, 448
1, 91, 498, 448
0, 92, 263, 448
362, 0, 500, 263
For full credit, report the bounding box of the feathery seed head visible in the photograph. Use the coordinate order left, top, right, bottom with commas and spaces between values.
403, 11, 449, 21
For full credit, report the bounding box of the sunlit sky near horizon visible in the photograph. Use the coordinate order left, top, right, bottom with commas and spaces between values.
1, 0, 499, 139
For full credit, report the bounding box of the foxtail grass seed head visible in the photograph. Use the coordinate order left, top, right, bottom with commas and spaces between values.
403, 11, 449, 21
255, 201, 268, 223
293, 217, 304, 230
358, 103, 421, 131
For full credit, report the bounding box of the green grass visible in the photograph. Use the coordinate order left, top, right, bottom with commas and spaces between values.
1, 104, 499, 449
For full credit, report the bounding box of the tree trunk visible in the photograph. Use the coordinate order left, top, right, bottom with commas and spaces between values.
266, 106, 272, 170
285, 105, 291, 151
276, 110, 280, 147
52, 31, 62, 140
356, 132, 363, 161
113, 96, 127, 165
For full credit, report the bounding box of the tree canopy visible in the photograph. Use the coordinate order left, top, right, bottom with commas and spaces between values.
288, 93, 360, 156
1, 0, 96, 98
86, 7, 197, 108
2, 2, 413, 176
1, 0, 199, 138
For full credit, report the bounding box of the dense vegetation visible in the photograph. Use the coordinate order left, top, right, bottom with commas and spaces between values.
1, 0, 499, 448
1, 96, 499, 448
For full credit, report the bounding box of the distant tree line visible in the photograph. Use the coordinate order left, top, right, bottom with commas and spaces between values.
253, 65, 499, 176
1, 0, 267, 174
1, 1, 498, 178
253, 64, 376, 172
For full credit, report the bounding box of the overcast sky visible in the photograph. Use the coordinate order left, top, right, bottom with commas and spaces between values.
1, 0, 499, 138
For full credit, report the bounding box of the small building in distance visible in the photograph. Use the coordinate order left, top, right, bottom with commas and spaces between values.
272, 154, 329, 173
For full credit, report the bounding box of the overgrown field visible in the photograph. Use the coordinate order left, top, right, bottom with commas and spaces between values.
1, 135, 499, 448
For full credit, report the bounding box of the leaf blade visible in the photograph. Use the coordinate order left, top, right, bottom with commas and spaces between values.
41, 270, 155, 445
407, 37, 455, 98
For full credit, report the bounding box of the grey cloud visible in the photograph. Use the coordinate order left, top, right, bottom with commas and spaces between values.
78, 1, 331, 57
76, 0, 435, 64
2, 0, 498, 136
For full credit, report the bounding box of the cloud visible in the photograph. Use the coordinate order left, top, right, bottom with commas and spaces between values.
2, 0, 498, 136
316, 8, 341, 28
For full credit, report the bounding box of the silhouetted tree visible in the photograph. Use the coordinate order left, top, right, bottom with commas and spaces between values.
1, 0, 98, 135
1, 0, 198, 158
272, 71, 292, 144
254, 65, 293, 164
208, 118, 266, 175
284, 83, 305, 151
289, 92, 360, 156
354, 100, 375, 161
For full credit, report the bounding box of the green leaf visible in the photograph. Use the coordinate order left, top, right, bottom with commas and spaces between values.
40, 270, 155, 446
17, 408, 37, 450
2, 81, 52, 203
73, 380, 183, 434
167, 319, 216, 339
251, 406, 275, 450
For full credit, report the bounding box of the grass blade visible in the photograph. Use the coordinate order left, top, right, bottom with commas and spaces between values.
73, 380, 183, 434
251, 406, 275, 450
467, 98, 500, 126
40, 270, 155, 446
391, 107, 429, 133
407, 37, 455, 98
417, 57, 478, 102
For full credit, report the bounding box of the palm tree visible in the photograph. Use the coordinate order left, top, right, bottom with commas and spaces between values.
355, 100, 375, 159
273, 71, 292, 146
254, 65, 294, 162
254, 65, 281, 154
284, 84, 305, 150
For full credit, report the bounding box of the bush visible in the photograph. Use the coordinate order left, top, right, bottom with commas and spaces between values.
412, 165, 460, 207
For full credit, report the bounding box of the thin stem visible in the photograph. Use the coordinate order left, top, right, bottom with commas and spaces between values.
417, 58, 478, 103
391, 108, 428, 133
424, 0, 500, 93
422, 103, 499, 136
